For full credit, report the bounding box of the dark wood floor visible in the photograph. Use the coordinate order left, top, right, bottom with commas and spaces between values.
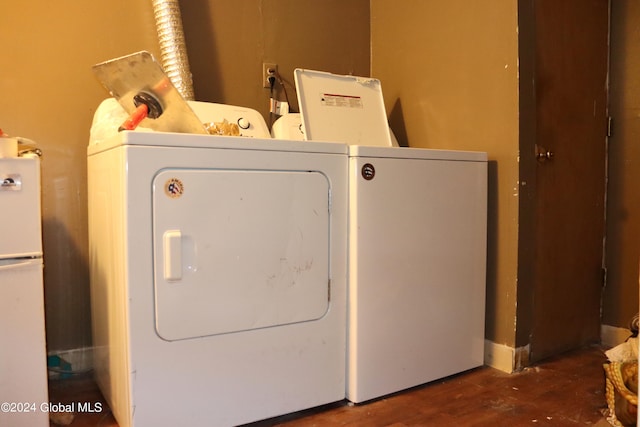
48, 346, 611, 427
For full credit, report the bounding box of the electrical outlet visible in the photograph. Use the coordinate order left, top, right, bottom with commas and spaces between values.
263, 63, 277, 88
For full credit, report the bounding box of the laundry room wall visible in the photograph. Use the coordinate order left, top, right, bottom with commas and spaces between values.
1, 0, 370, 358
179, 0, 371, 118
1, 1, 160, 356
370, 1, 521, 366
5, 0, 635, 371
371, 0, 640, 368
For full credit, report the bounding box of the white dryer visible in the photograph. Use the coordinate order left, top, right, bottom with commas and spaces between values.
295, 69, 488, 403
87, 100, 348, 426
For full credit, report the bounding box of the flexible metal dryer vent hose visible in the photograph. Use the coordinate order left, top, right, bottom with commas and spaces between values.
151, 0, 195, 101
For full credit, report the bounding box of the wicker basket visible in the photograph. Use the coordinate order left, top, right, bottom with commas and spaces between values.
604, 360, 638, 426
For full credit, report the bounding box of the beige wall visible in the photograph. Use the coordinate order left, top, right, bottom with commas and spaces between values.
1, 1, 369, 354
605, 1, 640, 328
370, 0, 521, 347
3, 0, 635, 356
181, 0, 371, 114
1, 1, 160, 352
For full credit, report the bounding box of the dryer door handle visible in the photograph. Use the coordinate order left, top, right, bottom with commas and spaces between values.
163, 230, 183, 282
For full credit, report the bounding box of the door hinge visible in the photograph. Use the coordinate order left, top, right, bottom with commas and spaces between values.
607, 116, 613, 137
601, 267, 608, 288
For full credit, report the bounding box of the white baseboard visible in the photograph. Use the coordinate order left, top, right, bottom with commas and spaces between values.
485, 324, 632, 374
601, 324, 631, 348
484, 340, 516, 373
51, 328, 628, 380
483, 341, 529, 373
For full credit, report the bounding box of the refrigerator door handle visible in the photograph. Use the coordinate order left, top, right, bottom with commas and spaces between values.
0, 258, 41, 271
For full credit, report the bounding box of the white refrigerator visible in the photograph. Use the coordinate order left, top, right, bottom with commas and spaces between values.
0, 157, 48, 427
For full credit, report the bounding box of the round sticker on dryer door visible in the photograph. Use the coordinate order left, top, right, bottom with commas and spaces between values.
165, 178, 184, 198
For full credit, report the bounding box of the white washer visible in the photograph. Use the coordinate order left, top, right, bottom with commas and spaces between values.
294, 69, 488, 403
347, 145, 487, 403
87, 101, 348, 426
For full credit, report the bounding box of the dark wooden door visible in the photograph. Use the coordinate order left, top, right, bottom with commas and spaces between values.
530, 0, 609, 362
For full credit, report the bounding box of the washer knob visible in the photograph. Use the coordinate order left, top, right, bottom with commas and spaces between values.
237, 118, 250, 129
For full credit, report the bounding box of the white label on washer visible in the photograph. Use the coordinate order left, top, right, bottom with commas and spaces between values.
321, 93, 363, 108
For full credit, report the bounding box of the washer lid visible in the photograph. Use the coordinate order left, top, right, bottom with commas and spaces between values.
295, 69, 393, 147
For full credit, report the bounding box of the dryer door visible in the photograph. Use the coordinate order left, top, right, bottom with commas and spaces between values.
152, 168, 331, 341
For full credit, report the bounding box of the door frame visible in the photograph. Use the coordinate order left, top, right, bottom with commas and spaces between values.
516, 0, 610, 364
